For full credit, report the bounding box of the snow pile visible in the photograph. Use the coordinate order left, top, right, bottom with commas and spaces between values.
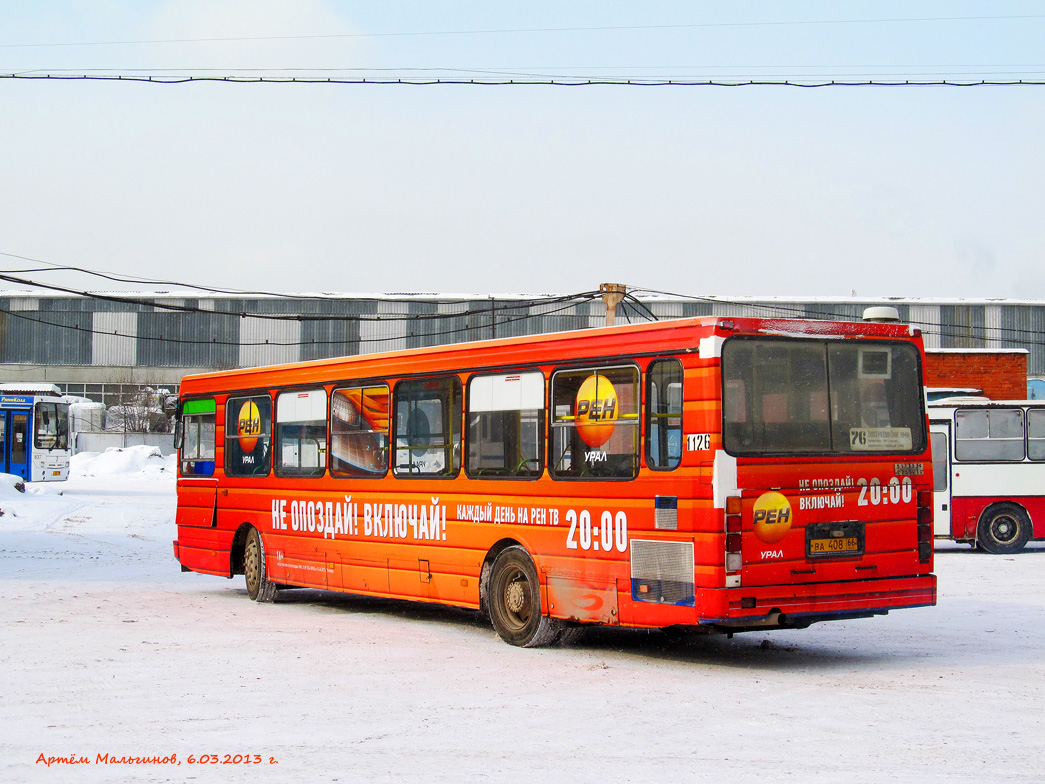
0, 473, 26, 510
0, 473, 28, 518
0, 447, 175, 521
70, 445, 176, 478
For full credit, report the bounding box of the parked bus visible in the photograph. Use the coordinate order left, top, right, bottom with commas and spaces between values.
929, 398, 1045, 553
172, 316, 936, 646
0, 383, 71, 482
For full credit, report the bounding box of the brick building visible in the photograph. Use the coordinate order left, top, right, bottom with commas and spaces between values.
924, 348, 1029, 400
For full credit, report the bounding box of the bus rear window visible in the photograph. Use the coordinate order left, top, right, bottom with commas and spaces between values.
722, 339, 925, 456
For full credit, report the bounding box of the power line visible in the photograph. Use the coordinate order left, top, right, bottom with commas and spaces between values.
0, 249, 353, 300
3, 72, 1044, 86
628, 288, 1045, 348
5, 284, 1045, 351
0, 251, 589, 319
0, 295, 597, 348
0, 271, 599, 324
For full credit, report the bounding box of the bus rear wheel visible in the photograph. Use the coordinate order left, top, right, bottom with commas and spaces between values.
487, 546, 562, 647
244, 527, 278, 602
977, 503, 1032, 555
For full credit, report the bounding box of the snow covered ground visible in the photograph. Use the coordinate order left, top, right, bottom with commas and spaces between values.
2, 446, 1044, 783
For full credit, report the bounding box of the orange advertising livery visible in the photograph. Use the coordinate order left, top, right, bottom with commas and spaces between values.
173, 315, 936, 646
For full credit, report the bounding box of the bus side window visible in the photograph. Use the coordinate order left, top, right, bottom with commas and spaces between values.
180, 399, 216, 476
466, 371, 544, 479
646, 359, 682, 470
331, 385, 389, 477
275, 389, 328, 478
931, 431, 949, 491
225, 395, 272, 478
1028, 410, 1045, 461
955, 408, 1024, 462
394, 377, 461, 477
550, 365, 639, 480
56, 404, 69, 450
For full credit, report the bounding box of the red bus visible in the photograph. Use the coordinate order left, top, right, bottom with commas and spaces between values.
173, 315, 936, 646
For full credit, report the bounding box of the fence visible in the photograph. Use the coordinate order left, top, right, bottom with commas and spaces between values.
75, 432, 176, 456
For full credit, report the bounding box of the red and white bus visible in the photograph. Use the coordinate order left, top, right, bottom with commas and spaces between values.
929, 398, 1045, 553
173, 315, 936, 646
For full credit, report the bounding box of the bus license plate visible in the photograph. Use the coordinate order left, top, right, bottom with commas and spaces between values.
806, 522, 864, 559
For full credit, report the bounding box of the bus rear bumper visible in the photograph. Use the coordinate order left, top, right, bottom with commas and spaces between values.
708, 574, 937, 629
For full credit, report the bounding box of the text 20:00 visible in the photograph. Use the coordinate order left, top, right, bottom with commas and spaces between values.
565, 509, 628, 552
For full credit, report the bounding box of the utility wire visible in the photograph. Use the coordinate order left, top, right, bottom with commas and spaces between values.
0, 271, 599, 324
3, 72, 1043, 86
5, 286, 1045, 350
629, 287, 1045, 347
0, 295, 596, 348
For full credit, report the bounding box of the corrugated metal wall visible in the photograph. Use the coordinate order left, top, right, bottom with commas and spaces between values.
1, 294, 1043, 376
1002, 305, 1045, 377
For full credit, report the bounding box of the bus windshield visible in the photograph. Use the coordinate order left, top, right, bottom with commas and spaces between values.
722, 338, 926, 456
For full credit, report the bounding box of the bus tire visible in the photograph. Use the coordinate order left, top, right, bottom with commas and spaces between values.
977, 503, 1032, 555
244, 527, 278, 602
487, 546, 561, 647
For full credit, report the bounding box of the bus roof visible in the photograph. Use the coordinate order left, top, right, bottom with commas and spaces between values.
928, 398, 1045, 409
0, 383, 62, 397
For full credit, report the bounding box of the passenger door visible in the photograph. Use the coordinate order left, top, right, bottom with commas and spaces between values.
3, 410, 31, 480
929, 423, 951, 537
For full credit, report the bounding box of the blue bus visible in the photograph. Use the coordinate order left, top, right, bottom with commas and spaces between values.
0, 384, 71, 482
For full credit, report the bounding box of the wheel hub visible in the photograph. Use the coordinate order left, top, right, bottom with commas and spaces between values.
505, 580, 527, 614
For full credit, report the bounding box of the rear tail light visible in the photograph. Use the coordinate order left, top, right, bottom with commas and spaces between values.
916, 490, 933, 564
725, 495, 743, 585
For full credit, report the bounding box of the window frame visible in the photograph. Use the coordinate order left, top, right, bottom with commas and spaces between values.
33, 401, 69, 451
330, 382, 390, 479
392, 376, 462, 479
179, 397, 216, 477
954, 407, 1026, 463
549, 363, 641, 481
645, 358, 683, 472
721, 336, 927, 457
464, 370, 546, 480
224, 393, 273, 478
274, 387, 329, 478
1028, 408, 1045, 462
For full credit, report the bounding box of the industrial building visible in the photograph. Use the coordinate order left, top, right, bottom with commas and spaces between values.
1, 289, 1043, 406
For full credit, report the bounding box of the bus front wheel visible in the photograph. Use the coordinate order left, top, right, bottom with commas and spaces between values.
487, 546, 562, 647
244, 527, 278, 602
977, 503, 1032, 555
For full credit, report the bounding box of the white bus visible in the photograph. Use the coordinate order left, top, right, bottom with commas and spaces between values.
928, 398, 1045, 553
0, 383, 71, 482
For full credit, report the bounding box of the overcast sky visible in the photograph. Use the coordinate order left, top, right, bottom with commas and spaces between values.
1, 1, 1042, 300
